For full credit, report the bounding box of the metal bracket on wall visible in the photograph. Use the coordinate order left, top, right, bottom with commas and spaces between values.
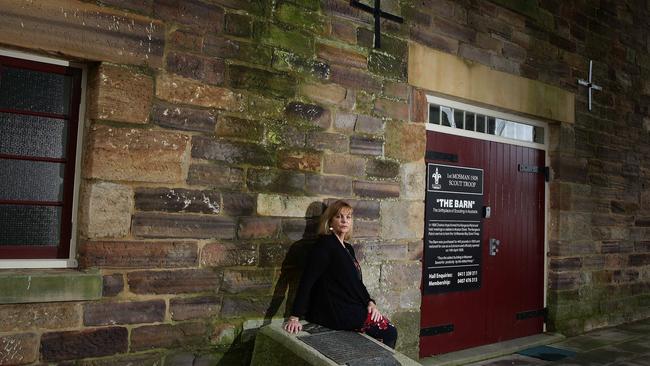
426, 151, 458, 162
516, 308, 548, 322
518, 164, 550, 182
420, 324, 454, 336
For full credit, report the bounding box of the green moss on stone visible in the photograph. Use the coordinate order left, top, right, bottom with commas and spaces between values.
355, 90, 376, 115
250, 331, 310, 366
548, 301, 598, 323
263, 24, 314, 56
391, 311, 420, 361
264, 119, 308, 148
239, 42, 274, 67
545, 282, 650, 337
275, 2, 324, 34
368, 52, 407, 80
281, 0, 320, 11
225, 12, 253, 37
217, 116, 265, 141
232, 0, 269, 17
271, 49, 330, 79
547, 289, 580, 305
241, 94, 286, 120
229, 64, 297, 99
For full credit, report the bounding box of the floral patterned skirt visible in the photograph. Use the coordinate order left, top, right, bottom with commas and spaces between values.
358, 312, 392, 332
357, 312, 397, 348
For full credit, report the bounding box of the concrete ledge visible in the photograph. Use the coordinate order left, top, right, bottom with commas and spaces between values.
251, 321, 421, 366
0, 269, 103, 304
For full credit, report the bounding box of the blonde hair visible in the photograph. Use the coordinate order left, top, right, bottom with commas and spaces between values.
318, 200, 353, 240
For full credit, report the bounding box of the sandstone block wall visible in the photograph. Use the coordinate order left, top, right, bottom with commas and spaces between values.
0, 0, 648, 364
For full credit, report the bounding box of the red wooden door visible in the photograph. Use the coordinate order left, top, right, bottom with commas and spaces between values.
420, 130, 545, 357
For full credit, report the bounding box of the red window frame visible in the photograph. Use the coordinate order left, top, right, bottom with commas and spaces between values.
0, 55, 82, 259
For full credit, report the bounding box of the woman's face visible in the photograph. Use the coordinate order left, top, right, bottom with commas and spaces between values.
330, 208, 353, 237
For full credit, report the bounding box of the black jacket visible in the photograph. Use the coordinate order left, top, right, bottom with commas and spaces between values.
291, 234, 372, 330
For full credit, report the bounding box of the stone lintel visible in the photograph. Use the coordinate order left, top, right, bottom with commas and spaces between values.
408, 43, 575, 124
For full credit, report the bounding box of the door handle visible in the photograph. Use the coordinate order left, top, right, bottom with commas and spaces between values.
489, 238, 501, 256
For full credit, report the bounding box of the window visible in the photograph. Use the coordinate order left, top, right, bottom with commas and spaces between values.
428, 98, 545, 146
0, 51, 84, 263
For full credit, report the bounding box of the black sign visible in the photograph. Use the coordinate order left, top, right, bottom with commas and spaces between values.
427, 164, 483, 195
424, 163, 484, 294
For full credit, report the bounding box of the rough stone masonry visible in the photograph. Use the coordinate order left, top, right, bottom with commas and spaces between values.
0, 0, 649, 365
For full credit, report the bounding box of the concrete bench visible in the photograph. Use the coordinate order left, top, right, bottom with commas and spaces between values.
251, 321, 421, 366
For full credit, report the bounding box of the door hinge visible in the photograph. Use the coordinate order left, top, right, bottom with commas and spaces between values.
420, 324, 454, 336
518, 164, 550, 182
516, 308, 547, 322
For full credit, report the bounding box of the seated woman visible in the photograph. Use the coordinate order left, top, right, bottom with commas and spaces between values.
284, 200, 398, 349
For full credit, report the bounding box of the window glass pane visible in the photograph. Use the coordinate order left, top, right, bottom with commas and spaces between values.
533, 126, 544, 143
465, 112, 475, 131
495, 120, 534, 142
487, 117, 496, 135
441, 106, 453, 127
495, 118, 507, 137
513, 122, 534, 141
454, 109, 464, 129
428, 102, 545, 145
0, 66, 71, 115
0, 112, 68, 158
0, 159, 64, 202
429, 104, 440, 124
0, 205, 61, 246
476, 115, 485, 133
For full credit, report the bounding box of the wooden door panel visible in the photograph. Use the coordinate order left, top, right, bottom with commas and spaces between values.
421, 131, 490, 356
485, 142, 545, 342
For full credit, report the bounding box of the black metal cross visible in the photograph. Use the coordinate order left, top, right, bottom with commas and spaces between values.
351, 0, 403, 49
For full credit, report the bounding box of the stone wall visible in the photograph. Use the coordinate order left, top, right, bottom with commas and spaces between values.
1, 0, 422, 364
0, 0, 648, 365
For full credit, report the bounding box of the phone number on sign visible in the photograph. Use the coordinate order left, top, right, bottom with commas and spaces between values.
457, 270, 478, 277
457, 277, 478, 284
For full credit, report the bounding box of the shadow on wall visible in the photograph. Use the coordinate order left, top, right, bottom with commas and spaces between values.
216, 201, 324, 365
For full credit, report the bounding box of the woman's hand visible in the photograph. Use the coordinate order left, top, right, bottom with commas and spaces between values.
284, 316, 302, 334
367, 301, 382, 322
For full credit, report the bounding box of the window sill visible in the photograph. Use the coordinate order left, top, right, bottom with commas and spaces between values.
0, 267, 102, 304
0, 259, 78, 269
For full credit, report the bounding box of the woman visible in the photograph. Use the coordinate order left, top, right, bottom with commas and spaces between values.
284, 200, 398, 348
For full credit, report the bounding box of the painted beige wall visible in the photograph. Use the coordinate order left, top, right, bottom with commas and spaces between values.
408, 43, 575, 124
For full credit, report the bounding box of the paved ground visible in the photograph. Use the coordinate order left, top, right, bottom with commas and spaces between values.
465, 318, 650, 366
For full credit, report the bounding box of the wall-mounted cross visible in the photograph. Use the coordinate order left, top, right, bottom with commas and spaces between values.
577, 60, 602, 111
350, 0, 403, 49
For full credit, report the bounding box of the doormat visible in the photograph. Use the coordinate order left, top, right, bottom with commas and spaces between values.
516, 345, 576, 361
